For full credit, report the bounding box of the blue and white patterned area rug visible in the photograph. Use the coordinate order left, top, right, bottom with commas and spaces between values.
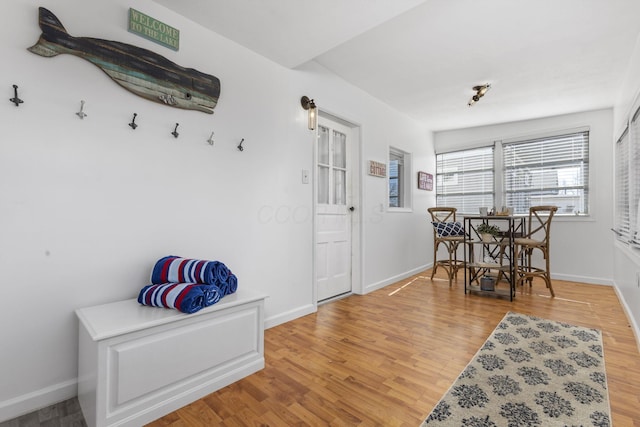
421, 312, 611, 427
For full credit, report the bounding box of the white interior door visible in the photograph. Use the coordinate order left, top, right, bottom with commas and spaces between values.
315, 117, 353, 302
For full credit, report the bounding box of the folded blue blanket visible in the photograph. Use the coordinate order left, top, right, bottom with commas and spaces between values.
151, 256, 231, 287
219, 273, 238, 296
203, 284, 222, 307
138, 283, 210, 314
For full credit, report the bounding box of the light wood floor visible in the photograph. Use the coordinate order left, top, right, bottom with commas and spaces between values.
147, 270, 640, 426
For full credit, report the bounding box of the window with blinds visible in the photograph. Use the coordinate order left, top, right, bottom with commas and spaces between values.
389, 149, 403, 207
502, 131, 589, 215
389, 147, 412, 208
629, 107, 640, 247
435, 146, 494, 215
615, 127, 630, 243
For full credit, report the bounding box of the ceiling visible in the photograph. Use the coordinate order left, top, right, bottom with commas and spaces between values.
154, 0, 640, 131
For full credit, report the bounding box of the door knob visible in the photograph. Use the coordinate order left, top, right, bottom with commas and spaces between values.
349, 206, 355, 212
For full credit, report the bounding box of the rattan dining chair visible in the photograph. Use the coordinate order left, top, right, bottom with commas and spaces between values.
513, 205, 558, 297
428, 207, 465, 286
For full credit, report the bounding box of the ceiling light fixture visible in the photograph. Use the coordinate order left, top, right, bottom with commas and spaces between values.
468, 84, 491, 107
300, 96, 318, 130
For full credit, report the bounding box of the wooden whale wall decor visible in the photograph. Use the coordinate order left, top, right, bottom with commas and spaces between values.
28, 7, 221, 114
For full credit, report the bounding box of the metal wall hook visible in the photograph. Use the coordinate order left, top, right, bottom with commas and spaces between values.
129, 113, 138, 130
10, 84, 23, 106
237, 138, 245, 151
171, 123, 179, 138
207, 132, 214, 146
76, 100, 87, 119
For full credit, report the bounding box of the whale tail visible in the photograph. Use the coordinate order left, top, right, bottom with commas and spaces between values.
28, 7, 72, 57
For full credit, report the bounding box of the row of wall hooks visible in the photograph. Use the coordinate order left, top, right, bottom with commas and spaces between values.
9, 84, 246, 150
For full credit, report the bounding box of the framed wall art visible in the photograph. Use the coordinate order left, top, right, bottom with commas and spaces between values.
368, 160, 386, 178
418, 171, 433, 191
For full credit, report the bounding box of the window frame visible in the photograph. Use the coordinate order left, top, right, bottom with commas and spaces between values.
615, 102, 640, 248
435, 128, 590, 217
614, 126, 630, 244
501, 129, 590, 216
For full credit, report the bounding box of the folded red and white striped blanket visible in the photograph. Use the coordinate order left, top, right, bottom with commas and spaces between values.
137, 282, 221, 314
151, 256, 230, 287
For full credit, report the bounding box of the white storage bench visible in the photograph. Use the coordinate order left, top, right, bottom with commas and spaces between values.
75, 289, 266, 427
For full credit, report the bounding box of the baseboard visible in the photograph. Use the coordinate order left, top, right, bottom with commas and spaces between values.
553, 274, 639, 352
0, 379, 77, 423
264, 303, 315, 329
364, 264, 430, 294
612, 284, 640, 353
551, 272, 614, 286
360, 267, 612, 292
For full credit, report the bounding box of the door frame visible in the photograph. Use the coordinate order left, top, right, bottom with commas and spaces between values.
313, 110, 363, 304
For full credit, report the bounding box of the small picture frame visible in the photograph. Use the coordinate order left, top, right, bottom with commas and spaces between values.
368, 160, 387, 178
418, 171, 433, 191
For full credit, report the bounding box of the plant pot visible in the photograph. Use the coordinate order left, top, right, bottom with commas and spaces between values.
480, 233, 494, 243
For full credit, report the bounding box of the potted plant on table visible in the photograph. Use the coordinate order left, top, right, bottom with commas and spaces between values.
477, 223, 501, 243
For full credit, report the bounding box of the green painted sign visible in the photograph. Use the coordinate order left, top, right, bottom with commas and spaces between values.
128, 8, 179, 51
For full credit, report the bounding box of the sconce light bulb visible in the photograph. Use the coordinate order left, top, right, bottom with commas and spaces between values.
308, 101, 317, 130
301, 96, 318, 130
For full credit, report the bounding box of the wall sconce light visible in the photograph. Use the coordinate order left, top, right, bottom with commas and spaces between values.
300, 96, 317, 130
468, 83, 491, 107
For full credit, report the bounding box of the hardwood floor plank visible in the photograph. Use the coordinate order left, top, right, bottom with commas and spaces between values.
174, 400, 222, 426
146, 271, 640, 426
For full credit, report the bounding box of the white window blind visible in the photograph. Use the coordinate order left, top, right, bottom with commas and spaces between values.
435, 146, 494, 215
630, 107, 640, 246
502, 131, 589, 215
615, 126, 630, 243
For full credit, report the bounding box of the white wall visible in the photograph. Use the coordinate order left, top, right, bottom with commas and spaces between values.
0, 0, 433, 421
434, 109, 615, 286
612, 32, 640, 343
